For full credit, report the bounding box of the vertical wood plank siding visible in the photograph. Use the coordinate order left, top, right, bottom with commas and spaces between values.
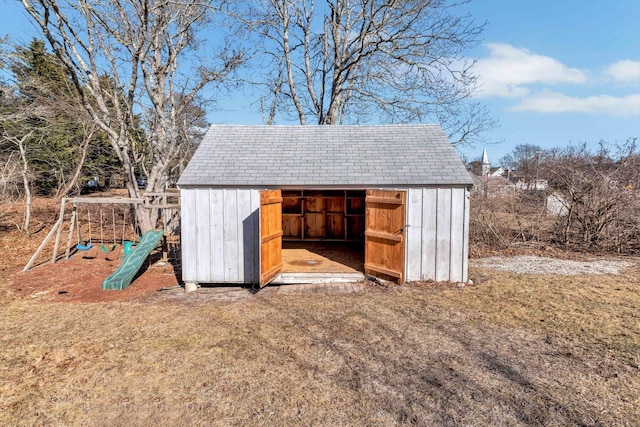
462, 188, 470, 283
435, 188, 452, 282
195, 188, 211, 280
405, 187, 470, 283
449, 187, 466, 281
421, 188, 438, 279
182, 186, 469, 284
181, 188, 260, 283
181, 189, 197, 281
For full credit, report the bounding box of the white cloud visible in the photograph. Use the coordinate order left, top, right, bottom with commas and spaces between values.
473, 43, 640, 118
475, 43, 587, 98
511, 91, 640, 117
605, 60, 640, 83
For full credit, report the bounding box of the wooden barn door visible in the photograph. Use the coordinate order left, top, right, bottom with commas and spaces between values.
259, 190, 283, 287
364, 190, 406, 283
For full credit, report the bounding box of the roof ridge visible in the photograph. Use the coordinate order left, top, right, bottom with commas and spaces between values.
208, 123, 441, 127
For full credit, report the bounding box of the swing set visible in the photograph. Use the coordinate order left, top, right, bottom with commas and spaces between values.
75, 206, 138, 259
24, 197, 142, 271
24, 193, 180, 272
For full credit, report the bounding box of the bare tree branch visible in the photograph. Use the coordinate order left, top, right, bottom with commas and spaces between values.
21, 0, 243, 231
237, 0, 494, 142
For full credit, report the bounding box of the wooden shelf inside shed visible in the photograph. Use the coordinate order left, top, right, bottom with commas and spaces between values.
282, 190, 365, 241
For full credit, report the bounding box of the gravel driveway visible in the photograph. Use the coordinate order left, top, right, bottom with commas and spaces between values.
470, 255, 635, 275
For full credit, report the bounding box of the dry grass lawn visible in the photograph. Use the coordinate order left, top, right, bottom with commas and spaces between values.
1, 198, 639, 425
1, 268, 639, 426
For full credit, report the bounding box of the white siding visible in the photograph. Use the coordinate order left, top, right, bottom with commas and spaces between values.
181, 189, 198, 281
181, 186, 469, 285
462, 188, 470, 283
449, 187, 466, 282
210, 189, 225, 281
435, 188, 452, 282
181, 188, 261, 284
405, 187, 470, 283
196, 188, 212, 280
405, 189, 424, 280
421, 188, 438, 280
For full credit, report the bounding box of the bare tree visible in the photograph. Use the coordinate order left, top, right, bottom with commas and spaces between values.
239, 0, 493, 143
0, 105, 42, 235
1, 76, 39, 234
0, 129, 36, 234
499, 143, 543, 188
21, 0, 243, 231
541, 142, 640, 252
165, 94, 209, 183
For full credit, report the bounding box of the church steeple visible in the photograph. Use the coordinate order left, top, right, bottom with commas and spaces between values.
481, 147, 490, 176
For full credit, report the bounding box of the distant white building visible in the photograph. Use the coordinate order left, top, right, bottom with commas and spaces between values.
546, 192, 568, 216
515, 178, 548, 191
481, 147, 490, 176
489, 166, 506, 178
480, 147, 506, 177
469, 148, 513, 196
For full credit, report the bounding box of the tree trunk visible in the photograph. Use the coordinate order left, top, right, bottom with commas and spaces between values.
55, 128, 95, 197
17, 135, 32, 236
279, 0, 306, 125
323, 97, 341, 125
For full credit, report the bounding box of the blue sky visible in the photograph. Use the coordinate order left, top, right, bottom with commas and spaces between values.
461, 0, 640, 163
2, 0, 639, 165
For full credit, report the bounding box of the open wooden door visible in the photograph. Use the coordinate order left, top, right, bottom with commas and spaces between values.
364, 190, 406, 283
259, 190, 283, 287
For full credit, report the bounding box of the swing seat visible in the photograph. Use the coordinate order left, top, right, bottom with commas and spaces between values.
123, 241, 136, 257
100, 244, 117, 253
76, 243, 93, 251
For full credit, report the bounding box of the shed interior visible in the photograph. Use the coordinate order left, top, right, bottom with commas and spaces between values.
282, 190, 365, 241
280, 190, 365, 274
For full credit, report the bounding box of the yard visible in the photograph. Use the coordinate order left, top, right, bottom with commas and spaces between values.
0, 198, 638, 426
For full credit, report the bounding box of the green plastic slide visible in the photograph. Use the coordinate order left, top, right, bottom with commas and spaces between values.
102, 230, 164, 290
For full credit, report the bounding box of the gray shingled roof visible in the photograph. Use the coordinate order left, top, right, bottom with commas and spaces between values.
177, 125, 473, 187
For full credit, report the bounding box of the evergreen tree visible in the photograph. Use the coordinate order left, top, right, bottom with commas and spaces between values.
8, 39, 120, 196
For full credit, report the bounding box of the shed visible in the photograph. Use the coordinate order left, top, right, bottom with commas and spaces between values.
177, 125, 472, 287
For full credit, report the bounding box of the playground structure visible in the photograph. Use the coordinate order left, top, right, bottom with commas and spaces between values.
23, 191, 180, 290
102, 229, 165, 290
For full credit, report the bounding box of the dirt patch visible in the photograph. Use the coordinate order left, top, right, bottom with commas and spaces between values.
1, 195, 182, 303
471, 255, 635, 276
8, 252, 180, 303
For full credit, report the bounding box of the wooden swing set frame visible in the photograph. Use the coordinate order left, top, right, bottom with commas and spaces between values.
23, 192, 180, 272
